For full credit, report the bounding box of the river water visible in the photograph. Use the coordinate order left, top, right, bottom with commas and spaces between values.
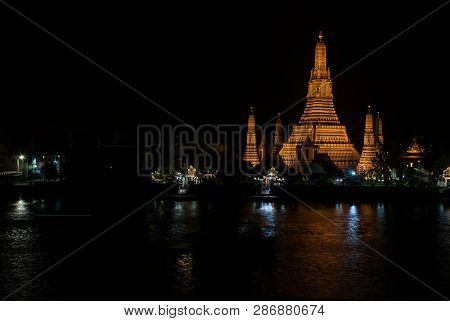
1, 196, 449, 300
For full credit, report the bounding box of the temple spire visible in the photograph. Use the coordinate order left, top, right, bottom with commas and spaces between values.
364, 106, 374, 144
243, 106, 260, 167
357, 106, 379, 174
314, 30, 327, 73
280, 31, 360, 170
305, 30, 331, 100
274, 113, 282, 146
376, 112, 384, 146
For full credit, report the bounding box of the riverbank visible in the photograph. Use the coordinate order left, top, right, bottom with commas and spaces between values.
161, 185, 449, 202
1, 180, 448, 202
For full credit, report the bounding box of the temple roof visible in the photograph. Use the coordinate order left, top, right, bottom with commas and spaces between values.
402, 138, 425, 159
444, 166, 450, 177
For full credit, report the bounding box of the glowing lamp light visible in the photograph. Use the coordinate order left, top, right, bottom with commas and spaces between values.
350, 170, 356, 176
18, 155, 25, 160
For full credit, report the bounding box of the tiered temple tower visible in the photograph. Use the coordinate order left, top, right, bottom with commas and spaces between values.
357, 106, 380, 174
258, 136, 265, 161
243, 107, 260, 166
279, 31, 360, 169
273, 113, 283, 155
376, 112, 383, 146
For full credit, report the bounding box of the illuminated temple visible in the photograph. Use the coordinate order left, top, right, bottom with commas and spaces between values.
357, 106, 383, 174
401, 138, 425, 167
279, 31, 360, 170
273, 113, 283, 155
243, 107, 260, 166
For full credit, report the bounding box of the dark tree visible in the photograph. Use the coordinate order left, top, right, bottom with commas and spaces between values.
42, 161, 58, 181
372, 151, 392, 186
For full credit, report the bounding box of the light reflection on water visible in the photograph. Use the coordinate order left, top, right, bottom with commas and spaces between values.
2, 199, 35, 221
0, 197, 449, 300
335, 202, 343, 215
438, 203, 450, 248
173, 201, 199, 216
346, 205, 359, 242
376, 202, 386, 225
258, 202, 277, 238
174, 253, 195, 293
250, 202, 288, 239
4, 227, 38, 245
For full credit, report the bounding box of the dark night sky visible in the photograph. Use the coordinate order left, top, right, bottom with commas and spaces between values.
0, 0, 449, 151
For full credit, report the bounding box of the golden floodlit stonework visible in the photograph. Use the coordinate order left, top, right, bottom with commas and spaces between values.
279, 31, 360, 169
357, 106, 383, 174
401, 138, 425, 166
243, 106, 260, 166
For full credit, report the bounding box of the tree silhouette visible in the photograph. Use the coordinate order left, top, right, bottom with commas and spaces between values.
372, 150, 392, 186
42, 161, 58, 181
